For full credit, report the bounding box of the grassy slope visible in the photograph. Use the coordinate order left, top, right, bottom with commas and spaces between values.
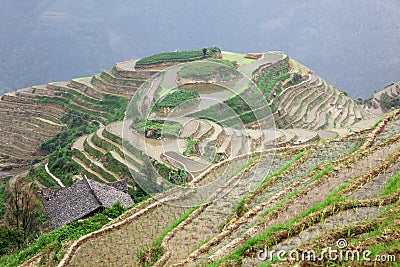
221, 51, 255, 65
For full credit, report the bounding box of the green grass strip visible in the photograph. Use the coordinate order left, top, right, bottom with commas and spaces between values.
35, 117, 64, 127
381, 171, 400, 196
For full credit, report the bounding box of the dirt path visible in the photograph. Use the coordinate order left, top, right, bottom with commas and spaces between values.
45, 163, 65, 187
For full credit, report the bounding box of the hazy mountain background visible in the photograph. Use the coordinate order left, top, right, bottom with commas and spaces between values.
0, 0, 399, 98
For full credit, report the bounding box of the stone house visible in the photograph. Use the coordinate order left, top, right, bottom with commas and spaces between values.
40, 177, 134, 229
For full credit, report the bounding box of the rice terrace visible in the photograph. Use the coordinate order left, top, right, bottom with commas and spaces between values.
0, 47, 399, 267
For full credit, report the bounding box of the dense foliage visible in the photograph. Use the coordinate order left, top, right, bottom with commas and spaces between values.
35, 89, 129, 187
0, 226, 23, 257
40, 114, 98, 153
28, 166, 60, 188
183, 138, 196, 156
381, 92, 400, 110
38, 114, 97, 186
136, 47, 221, 65
154, 162, 187, 185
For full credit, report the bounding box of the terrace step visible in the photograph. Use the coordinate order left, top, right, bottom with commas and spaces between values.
0, 130, 42, 150
207, 121, 224, 143
100, 68, 146, 87
277, 130, 297, 146
87, 133, 107, 154
98, 126, 145, 170
71, 156, 107, 183
113, 60, 160, 79
109, 150, 141, 174
391, 84, 400, 96
0, 114, 62, 134
0, 99, 66, 118
0, 143, 40, 159
179, 120, 200, 139
47, 82, 101, 102
163, 151, 210, 178
73, 136, 120, 182
217, 128, 234, 158
285, 128, 319, 145
346, 100, 356, 125
91, 75, 136, 96
194, 120, 213, 140
67, 78, 104, 100
335, 99, 351, 127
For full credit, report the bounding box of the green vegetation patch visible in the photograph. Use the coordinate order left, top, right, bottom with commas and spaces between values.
36, 93, 128, 124
39, 115, 97, 186
28, 165, 60, 188
178, 61, 239, 82
154, 162, 187, 185
134, 119, 182, 139
153, 90, 199, 111
381, 92, 400, 110
207, 58, 238, 68
35, 118, 64, 127
136, 47, 221, 65
183, 138, 196, 156
381, 171, 400, 196
222, 51, 255, 65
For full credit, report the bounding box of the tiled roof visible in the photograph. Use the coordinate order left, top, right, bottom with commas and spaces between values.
40, 178, 134, 229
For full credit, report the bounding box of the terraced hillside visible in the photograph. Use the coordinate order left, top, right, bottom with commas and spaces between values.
0, 48, 398, 267
10, 110, 393, 267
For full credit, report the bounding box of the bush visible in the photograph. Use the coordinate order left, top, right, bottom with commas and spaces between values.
381, 92, 400, 110
154, 163, 187, 185
0, 226, 23, 256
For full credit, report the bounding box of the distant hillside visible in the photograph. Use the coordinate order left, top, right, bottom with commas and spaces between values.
364, 81, 400, 114
1, 0, 399, 98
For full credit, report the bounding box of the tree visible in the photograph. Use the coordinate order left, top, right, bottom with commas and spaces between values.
202, 48, 207, 58
4, 180, 43, 246
0, 225, 23, 256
